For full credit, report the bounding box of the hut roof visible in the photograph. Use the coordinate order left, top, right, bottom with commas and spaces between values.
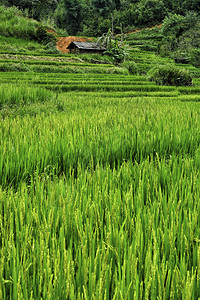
67, 41, 106, 51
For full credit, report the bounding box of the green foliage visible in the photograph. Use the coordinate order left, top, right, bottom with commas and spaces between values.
62, 0, 83, 35
161, 13, 185, 38
189, 48, 200, 67
0, 36, 38, 53
104, 42, 129, 63
35, 25, 56, 45
0, 6, 58, 53
44, 42, 59, 54
1, 0, 200, 36
98, 29, 129, 63
161, 12, 199, 39
148, 64, 193, 86
121, 60, 138, 74
0, 5, 37, 39
0, 62, 30, 72
0, 84, 55, 108
134, 0, 167, 25
92, 0, 115, 17
3, 0, 58, 20
159, 12, 200, 67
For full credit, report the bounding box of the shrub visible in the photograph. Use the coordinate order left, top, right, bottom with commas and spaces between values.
36, 25, 56, 45
45, 42, 59, 54
121, 60, 138, 75
189, 48, 200, 67
147, 64, 193, 86
104, 45, 128, 63
0, 5, 37, 39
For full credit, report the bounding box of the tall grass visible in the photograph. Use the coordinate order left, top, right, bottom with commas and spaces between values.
1, 95, 200, 187
0, 6, 37, 39
0, 93, 200, 298
0, 156, 199, 299
0, 36, 49, 54
0, 85, 56, 107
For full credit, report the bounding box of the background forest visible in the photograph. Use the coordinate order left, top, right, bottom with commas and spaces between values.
0, 0, 200, 36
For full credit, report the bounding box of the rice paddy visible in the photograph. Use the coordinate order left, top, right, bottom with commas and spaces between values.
0, 30, 200, 299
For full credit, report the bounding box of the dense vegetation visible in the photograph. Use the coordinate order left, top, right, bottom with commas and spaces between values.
159, 12, 200, 64
1, 1, 200, 67
0, 4, 200, 299
0, 0, 200, 36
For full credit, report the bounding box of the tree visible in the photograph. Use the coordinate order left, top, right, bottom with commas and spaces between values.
182, 0, 200, 13
63, 0, 83, 34
161, 12, 199, 39
135, 0, 167, 25
4, 0, 58, 20
114, 0, 121, 10
159, 12, 200, 61
92, 0, 115, 17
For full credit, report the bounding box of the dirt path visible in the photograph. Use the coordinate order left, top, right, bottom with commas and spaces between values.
56, 36, 89, 53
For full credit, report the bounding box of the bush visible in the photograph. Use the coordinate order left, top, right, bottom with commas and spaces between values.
36, 25, 56, 45
45, 42, 59, 54
189, 48, 200, 67
122, 60, 138, 75
104, 46, 128, 63
147, 64, 193, 86
0, 5, 37, 39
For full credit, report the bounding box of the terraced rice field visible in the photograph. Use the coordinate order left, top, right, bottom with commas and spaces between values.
0, 37, 200, 299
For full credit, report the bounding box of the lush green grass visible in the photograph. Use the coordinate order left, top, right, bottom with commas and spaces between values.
0, 84, 56, 107
0, 5, 37, 40
0, 36, 45, 54
0, 62, 128, 74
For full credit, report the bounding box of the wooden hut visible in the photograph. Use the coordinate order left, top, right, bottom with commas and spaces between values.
67, 41, 106, 54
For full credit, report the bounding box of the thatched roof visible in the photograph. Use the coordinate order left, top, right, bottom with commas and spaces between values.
67, 41, 106, 51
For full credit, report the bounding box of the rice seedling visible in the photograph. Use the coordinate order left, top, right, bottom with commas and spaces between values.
0, 85, 56, 107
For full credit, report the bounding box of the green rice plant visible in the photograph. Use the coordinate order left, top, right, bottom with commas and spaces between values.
0, 72, 149, 85
45, 83, 175, 93
0, 63, 30, 72
178, 87, 200, 94
0, 155, 200, 298
1, 94, 200, 188
0, 84, 56, 108
63, 91, 179, 98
